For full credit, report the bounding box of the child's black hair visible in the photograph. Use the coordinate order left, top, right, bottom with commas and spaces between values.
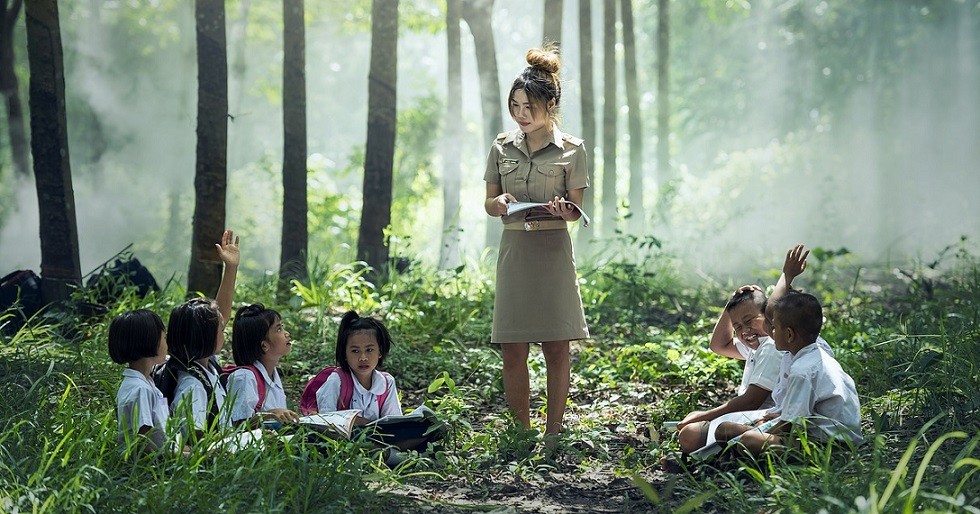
725, 288, 767, 314
107, 309, 165, 364
771, 290, 823, 343
335, 310, 392, 372
232, 303, 281, 366
157, 297, 222, 401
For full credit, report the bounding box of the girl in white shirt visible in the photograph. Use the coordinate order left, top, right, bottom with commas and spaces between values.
109, 309, 169, 454
225, 304, 299, 426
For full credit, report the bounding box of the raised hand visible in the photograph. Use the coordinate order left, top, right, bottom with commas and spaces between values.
215, 230, 241, 268
783, 244, 809, 283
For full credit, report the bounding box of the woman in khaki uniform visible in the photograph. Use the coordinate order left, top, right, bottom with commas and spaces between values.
483, 46, 589, 444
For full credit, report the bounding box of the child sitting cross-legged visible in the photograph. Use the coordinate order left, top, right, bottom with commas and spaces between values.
714, 291, 862, 457
670, 286, 784, 459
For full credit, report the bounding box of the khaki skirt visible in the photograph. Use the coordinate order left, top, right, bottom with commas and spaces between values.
491, 226, 589, 344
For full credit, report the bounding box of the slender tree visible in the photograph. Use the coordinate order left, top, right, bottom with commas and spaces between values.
621, 0, 644, 233
25, 0, 81, 302
439, 0, 463, 270
357, 0, 399, 279
460, 0, 502, 249
655, 0, 669, 203
576, 0, 595, 253
280, 0, 308, 283
1, 0, 29, 177
187, 0, 229, 296
542, 0, 563, 45
601, 0, 618, 237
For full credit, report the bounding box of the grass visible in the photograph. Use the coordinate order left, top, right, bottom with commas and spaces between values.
1, 240, 978, 512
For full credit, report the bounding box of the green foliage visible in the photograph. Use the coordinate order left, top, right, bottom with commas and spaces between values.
2, 239, 979, 512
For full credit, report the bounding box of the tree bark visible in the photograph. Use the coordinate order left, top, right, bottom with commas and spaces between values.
24, 0, 81, 303
621, 0, 643, 233
357, 0, 399, 280
1, 0, 29, 177
280, 0, 308, 284
542, 0, 563, 46
655, 0, 670, 201
439, 0, 463, 270
460, 0, 503, 250
576, 0, 595, 254
601, 0, 618, 237
188, 0, 228, 296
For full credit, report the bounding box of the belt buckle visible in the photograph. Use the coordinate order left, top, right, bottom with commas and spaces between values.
524, 221, 539, 231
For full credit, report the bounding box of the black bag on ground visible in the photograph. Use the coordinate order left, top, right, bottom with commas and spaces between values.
0, 270, 43, 330
86, 250, 160, 304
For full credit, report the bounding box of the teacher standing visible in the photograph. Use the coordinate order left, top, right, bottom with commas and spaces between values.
483, 45, 590, 444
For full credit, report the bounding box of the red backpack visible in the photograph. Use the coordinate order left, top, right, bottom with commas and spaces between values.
220, 364, 267, 414
299, 365, 391, 415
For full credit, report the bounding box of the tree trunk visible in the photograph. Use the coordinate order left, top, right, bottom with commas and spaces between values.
655, 0, 670, 218
226, 0, 249, 171
357, 0, 399, 280
439, 0, 463, 270
621, 0, 643, 234
460, 0, 502, 250
280, 0, 308, 284
24, 0, 81, 303
576, 0, 595, 255
601, 0, 618, 237
188, 0, 228, 296
1, 0, 29, 177
542, 0, 563, 46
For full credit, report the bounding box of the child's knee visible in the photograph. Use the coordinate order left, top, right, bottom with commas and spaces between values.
679, 422, 708, 453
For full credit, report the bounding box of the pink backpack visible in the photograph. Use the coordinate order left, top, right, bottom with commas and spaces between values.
299, 365, 391, 415
220, 364, 267, 413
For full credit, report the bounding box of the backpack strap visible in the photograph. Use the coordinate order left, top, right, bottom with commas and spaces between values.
336, 369, 355, 410
376, 372, 393, 412
187, 361, 220, 428
221, 364, 267, 413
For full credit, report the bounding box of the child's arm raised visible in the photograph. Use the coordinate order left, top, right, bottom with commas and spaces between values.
215, 230, 241, 324
771, 244, 808, 303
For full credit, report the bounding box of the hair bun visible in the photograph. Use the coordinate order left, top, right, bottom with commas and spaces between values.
525, 46, 560, 75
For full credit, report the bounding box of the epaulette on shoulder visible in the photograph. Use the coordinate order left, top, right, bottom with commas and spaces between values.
563, 134, 584, 146
495, 131, 510, 142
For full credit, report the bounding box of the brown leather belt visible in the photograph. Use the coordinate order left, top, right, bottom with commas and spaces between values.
503, 220, 567, 231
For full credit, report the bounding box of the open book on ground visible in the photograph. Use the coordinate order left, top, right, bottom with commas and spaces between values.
688, 409, 773, 460
505, 200, 591, 227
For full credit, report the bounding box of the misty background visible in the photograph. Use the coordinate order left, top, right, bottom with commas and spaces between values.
1, 0, 978, 284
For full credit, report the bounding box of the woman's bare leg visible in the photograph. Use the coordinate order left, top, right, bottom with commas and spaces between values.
541, 340, 570, 438
501, 343, 531, 428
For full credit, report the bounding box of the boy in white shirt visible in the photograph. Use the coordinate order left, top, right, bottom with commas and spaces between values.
716, 290, 862, 456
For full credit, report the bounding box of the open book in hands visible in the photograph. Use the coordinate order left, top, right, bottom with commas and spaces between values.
506, 200, 591, 227
296, 405, 440, 440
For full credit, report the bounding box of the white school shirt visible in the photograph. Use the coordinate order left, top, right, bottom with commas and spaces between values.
172, 363, 229, 430
315, 369, 402, 421
733, 336, 783, 408
770, 336, 832, 412
116, 368, 170, 449
225, 361, 288, 423
778, 342, 862, 443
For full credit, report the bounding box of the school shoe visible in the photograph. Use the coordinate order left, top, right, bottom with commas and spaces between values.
384, 448, 409, 468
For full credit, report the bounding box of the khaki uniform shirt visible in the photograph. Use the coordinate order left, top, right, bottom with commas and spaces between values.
483, 125, 590, 224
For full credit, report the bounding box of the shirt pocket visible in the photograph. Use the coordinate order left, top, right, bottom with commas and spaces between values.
531, 163, 567, 200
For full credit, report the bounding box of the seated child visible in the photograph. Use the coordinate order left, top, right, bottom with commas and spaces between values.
315, 310, 402, 423
715, 291, 862, 456
109, 309, 170, 452
674, 286, 783, 455
312, 310, 443, 456
157, 230, 239, 440
225, 304, 300, 425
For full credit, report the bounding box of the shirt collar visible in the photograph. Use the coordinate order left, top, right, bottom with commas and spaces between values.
253, 361, 281, 387
122, 367, 152, 385
351, 370, 386, 395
